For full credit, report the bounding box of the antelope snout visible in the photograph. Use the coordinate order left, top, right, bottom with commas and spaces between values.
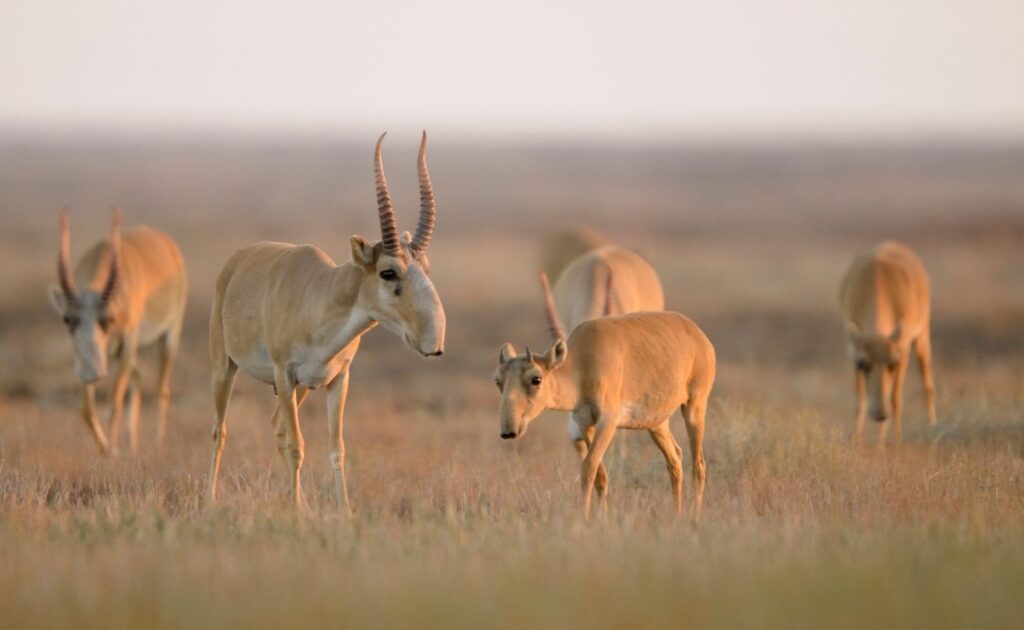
500, 431, 518, 440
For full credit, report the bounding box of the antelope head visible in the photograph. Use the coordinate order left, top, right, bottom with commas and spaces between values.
846, 322, 903, 421
47, 209, 122, 383
492, 272, 570, 439
351, 132, 446, 357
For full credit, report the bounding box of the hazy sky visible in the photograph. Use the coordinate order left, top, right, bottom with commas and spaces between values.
3, 0, 1023, 139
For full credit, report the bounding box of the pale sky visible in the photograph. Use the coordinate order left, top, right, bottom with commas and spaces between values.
3, 0, 1023, 139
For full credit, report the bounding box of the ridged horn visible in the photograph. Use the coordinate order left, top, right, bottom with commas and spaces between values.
100, 209, 121, 303
410, 130, 436, 255
539, 271, 566, 340
525, 347, 534, 363
57, 207, 78, 304
374, 132, 401, 256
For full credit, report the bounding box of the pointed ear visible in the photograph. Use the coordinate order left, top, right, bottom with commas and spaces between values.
544, 338, 568, 370
350, 235, 375, 269
889, 322, 902, 343
48, 284, 67, 314
499, 342, 517, 365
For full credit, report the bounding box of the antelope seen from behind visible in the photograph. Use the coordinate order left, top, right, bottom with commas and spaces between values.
208, 132, 446, 509
543, 244, 664, 488
494, 276, 715, 520
840, 241, 936, 444
48, 209, 188, 455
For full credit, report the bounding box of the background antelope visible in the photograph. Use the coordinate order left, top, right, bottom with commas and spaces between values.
541, 244, 664, 488
539, 225, 610, 282
495, 281, 715, 519
840, 240, 936, 444
48, 209, 188, 455
208, 132, 446, 509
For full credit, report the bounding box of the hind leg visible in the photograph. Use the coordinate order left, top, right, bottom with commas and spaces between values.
125, 367, 143, 454
648, 422, 684, 514
207, 358, 237, 501
155, 322, 182, 446
915, 329, 937, 426
681, 399, 708, 523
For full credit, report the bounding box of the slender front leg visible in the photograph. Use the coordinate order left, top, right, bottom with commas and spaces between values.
106, 333, 139, 455
326, 369, 352, 513
915, 329, 937, 426
273, 387, 310, 464
890, 357, 911, 444
275, 368, 305, 508
581, 415, 617, 518
581, 425, 610, 508
648, 422, 684, 514
681, 399, 707, 523
126, 367, 143, 454
155, 325, 182, 445
853, 369, 867, 445
80, 383, 110, 455
570, 414, 609, 504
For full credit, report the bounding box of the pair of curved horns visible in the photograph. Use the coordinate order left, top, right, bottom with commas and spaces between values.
374, 131, 436, 257
57, 208, 121, 304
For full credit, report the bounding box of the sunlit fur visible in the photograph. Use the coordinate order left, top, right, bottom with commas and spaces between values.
494, 312, 715, 520
839, 241, 936, 445
48, 213, 187, 455
207, 134, 446, 509
550, 244, 664, 492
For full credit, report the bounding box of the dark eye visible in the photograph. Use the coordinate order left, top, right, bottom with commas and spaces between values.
855, 359, 870, 372
495, 379, 503, 392
530, 376, 542, 386
379, 269, 398, 281
97, 316, 112, 331
62, 315, 79, 328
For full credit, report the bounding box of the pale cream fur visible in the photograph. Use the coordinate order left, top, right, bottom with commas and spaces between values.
48, 210, 187, 455
494, 312, 715, 521
839, 241, 936, 445
207, 132, 446, 509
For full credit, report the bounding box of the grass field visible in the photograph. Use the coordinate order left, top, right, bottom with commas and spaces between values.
1, 138, 1023, 628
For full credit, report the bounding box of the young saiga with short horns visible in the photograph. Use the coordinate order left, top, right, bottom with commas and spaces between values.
208, 132, 446, 509
840, 240, 936, 445
48, 209, 187, 455
494, 275, 715, 520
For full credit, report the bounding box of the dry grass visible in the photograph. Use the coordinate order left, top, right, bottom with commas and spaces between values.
1, 139, 1023, 628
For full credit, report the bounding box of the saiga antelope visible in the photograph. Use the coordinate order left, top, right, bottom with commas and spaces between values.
208, 132, 446, 509
539, 225, 610, 282
840, 241, 936, 444
48, 209, 187, 455
542, 244, 664, 490
494, 281, 715, 520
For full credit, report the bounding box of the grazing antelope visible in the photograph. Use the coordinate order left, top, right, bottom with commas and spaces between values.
539, 225, 609, 282
48, 209, 188, 455
208, 132, 446, 509
840, 241, 936, 444
542, 244, 664, 487
494, 283, 715, 520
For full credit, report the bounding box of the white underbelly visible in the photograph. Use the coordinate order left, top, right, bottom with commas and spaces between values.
231, 347, 276, 384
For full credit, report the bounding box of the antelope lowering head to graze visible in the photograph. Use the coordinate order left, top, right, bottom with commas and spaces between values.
494, 281, 715, 520
208, 132, 446, 509
541, 244, 665, 490
539, 225, 610, 282
48, 208, 188, 455
840, 241, 936, 445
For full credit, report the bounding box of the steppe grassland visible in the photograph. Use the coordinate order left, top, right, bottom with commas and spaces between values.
0, 141, 1022, 628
